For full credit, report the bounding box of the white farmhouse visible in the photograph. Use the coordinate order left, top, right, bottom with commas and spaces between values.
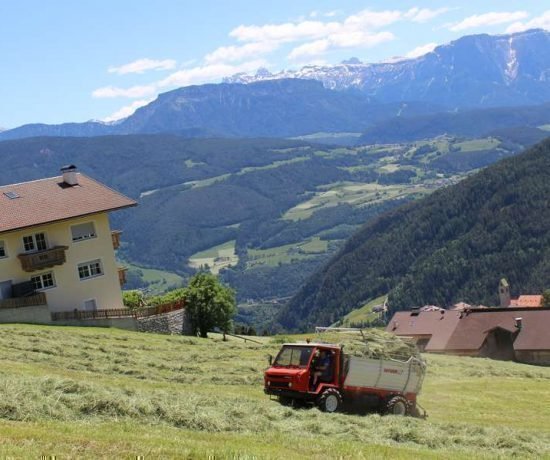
0, 165, 136, 314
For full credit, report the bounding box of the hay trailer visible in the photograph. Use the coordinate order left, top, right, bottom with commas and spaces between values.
264, 327, 426, 416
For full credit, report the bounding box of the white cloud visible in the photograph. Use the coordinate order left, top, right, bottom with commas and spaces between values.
230, 20, 340, 43
506, 10, 550, 33
405, 42, 438, 58
230, 8, 444, 60
158, 60, 268, 88
204, 41, 278, 64
405, 7, 449, 23
449, 11, 529, 32
288, 31, 394, 60
92, 85, 157, 99
102, 98, 154, 122
108, 58, 176, 75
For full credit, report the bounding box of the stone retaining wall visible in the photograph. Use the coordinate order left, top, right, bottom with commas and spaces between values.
0, 303, 191, 336
137, 308, 191, 335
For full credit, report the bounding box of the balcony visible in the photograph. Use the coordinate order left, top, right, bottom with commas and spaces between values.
111, 230, 122, 250
0, 292, 47, 309
18, 246, 69, 272
118, 267, 128, 286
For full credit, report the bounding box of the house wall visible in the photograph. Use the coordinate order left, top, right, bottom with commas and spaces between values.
0, 213, 124, 312
515, 350, 550, 366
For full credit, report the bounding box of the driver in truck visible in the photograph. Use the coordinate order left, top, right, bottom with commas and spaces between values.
311, 349, 333, 389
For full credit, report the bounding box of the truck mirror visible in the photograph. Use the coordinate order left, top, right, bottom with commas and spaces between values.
267, 354, 273, 365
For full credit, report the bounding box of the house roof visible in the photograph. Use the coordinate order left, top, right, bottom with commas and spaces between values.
0, 173, 136, 233
510, 295, 542, 308
386, 310, 462, 351
387, 308, 550, 352
443, 308, 550, 351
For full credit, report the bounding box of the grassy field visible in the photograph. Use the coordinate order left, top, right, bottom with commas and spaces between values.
0, 324, 549, 458
282, 182, 424, 221
122, 262, 184, 295
188, 240, 239, 274
336, 295, 387, 326
247, 237, 329, 267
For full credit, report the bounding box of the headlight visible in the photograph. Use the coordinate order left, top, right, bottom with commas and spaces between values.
267, 381, 271, 386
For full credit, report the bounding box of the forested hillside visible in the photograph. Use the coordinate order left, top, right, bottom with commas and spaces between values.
279, 137, 550, 331
358, 103, 550, 144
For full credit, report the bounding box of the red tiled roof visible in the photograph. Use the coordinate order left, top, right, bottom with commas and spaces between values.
510, 295, 542, 308
0, 173, 136, 233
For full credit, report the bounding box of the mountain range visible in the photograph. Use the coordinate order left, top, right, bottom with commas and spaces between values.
227, 29, 550, 109
1, 29, 549, 142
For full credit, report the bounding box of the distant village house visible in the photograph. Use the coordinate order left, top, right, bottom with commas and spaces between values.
386, 280, 550, 365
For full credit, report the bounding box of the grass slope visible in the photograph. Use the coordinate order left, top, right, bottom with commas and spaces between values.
1, 324, 549, 458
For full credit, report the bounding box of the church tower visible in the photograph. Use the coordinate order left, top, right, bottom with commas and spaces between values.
499, 278, 511, 308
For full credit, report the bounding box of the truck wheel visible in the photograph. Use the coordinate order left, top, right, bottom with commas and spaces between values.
386, 395, 409, 416
316, 389, 342, 413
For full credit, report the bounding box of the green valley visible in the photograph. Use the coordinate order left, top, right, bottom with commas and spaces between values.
0, 131, 543, 328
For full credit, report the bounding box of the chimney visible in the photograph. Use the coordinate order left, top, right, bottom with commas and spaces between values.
61, 165, 78, 186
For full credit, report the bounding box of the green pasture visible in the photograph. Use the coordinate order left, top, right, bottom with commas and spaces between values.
188, 240, 238, 274
0, 324, 548, 458
247, 237, 328, 268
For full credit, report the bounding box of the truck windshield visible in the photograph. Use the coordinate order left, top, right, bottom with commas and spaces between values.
273, 346, 313, 368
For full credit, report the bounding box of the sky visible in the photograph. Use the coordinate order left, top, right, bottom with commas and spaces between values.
0, 1, 548, 129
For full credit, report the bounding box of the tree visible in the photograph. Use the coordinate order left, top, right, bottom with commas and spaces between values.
185, 273, 236, 338
122, 290, 145, 310
542, 290, 550, 308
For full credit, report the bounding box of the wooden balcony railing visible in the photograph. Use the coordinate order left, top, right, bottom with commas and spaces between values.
118, 267, 128, 286
50, 299, 185, 321
18, 246, 69, 272
0, 292, 47, 309
111, 230, 122, 250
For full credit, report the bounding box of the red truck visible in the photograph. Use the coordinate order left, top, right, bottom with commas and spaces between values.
264, 341, 426, 415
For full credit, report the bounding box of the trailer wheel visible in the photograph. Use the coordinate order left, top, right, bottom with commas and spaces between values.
386, 396, 409, 416
316, 389, 342, 413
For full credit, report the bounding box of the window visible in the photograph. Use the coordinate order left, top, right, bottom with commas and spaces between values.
78, 259, 103, 280
23, 232, 47, 252
0, 240, 6, 258
83, 299, 97, 311
71, 222, 96, 242
30, 272, 56, 290
273, 346, 313, 368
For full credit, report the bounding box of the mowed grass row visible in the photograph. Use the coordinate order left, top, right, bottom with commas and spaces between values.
0, 324, 549, 458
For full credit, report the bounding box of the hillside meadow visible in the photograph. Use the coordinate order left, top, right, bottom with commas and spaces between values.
0, 324, 549, 458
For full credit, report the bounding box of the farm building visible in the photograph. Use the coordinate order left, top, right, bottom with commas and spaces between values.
387, 307, 550, 365
0, 166, 136, 316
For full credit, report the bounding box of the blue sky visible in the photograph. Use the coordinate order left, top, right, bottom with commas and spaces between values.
0, 1, 548, 129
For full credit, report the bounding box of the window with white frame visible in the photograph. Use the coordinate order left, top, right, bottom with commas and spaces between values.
71, 222, 96, 242
30, 272, 56, 290
78, 259, 103, 280
23, 232, 47, 252
0, 240, 6, 258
